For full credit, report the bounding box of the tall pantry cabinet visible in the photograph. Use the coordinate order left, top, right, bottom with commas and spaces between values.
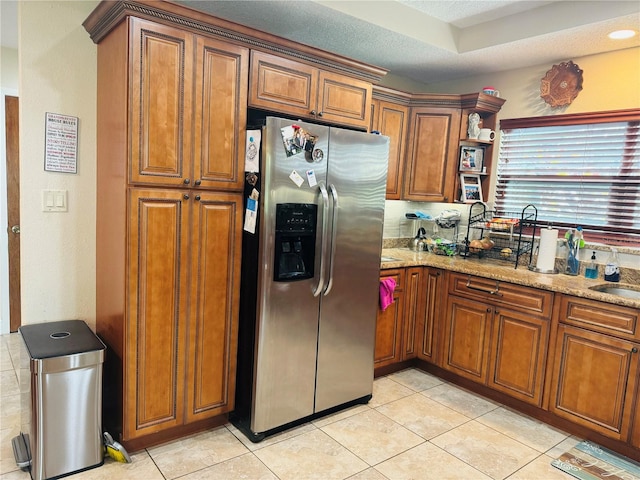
85, 11, 247, 449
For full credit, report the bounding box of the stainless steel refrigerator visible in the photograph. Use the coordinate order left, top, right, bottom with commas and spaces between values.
233, 116, 389, 441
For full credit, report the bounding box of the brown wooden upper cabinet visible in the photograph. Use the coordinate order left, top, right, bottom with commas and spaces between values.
372, 91, 505, 202
129, 18, 247, 191
403, 106, 461, 202
250, 50, 372, 130
371, 93, 410, 200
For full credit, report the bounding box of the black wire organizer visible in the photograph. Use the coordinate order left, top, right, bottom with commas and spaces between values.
462, 202, 538, 269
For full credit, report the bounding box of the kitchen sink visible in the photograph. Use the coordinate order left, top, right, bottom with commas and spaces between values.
381, 256, 401, 262
588, 283, 640, 300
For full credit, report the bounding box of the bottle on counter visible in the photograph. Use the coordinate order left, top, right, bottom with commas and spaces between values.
604, 248, 621, 282
585, 251, 598, 279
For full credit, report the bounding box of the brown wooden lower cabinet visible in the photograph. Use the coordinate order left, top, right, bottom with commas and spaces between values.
403, 267, 422, 360
441, 293, 550, 404
441, 273, 551, 406
443, 295, 492, 383
376, 267, 443, 370
375, 269, 405, 368
489, 309, 548, 406
117, 189, 242, 445
377, 267, 640, 458
549, 323, 639, 441
417, 268, 443, 364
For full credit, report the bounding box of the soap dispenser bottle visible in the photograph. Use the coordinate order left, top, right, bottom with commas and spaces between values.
585, 251, 598, 279
604, 248, 620, 282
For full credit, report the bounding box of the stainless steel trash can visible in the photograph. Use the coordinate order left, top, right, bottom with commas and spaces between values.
12, 320, 106, 480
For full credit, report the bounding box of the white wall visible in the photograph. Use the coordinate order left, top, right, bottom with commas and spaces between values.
18, 1, 98, 330
1, 46, 19, 334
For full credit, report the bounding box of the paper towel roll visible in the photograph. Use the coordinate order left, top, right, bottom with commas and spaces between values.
536, 228, 558, 271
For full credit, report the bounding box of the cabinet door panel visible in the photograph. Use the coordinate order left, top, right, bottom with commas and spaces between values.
318, 71, 371, 128
374, 100, 408, 199
186, 193, 243, 422
490, 310, 548, 406
403, 108, 460, 202
550, 324, 639, 440
130, 19, 193, 185
193, 37, 248, 190
375, 270, 404, 368
443, 296, 491, 383
403, 268, 421, 360
126, 189, 190, 439
419, 268, 443, 363
249, 50, 317, 117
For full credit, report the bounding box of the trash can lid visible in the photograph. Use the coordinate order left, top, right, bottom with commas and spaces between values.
19, 320, 106, 359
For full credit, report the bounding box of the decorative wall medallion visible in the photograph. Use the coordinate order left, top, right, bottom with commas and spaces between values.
540, 61, 583, 107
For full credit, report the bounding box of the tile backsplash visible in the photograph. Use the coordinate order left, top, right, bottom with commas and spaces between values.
383, 200, 470, 239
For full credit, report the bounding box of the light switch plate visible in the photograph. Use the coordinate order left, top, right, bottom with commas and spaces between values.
42, 190, 67, 212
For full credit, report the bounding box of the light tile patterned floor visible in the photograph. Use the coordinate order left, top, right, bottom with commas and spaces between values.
1, 332, 581, 480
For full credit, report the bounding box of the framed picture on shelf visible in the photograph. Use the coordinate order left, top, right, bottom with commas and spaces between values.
459, 146, 483, 173
460, 174, 483, 203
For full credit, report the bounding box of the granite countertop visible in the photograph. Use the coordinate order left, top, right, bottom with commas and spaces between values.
381, 247, 640, 309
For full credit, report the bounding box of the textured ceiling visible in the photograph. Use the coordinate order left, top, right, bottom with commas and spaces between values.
2, 1, 639, 85
176, 0, 640, 85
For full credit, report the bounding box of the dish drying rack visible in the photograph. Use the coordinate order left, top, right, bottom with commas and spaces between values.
462, 202, 538, 268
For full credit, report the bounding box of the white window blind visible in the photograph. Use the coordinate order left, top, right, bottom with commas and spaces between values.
496, 111, 640, 244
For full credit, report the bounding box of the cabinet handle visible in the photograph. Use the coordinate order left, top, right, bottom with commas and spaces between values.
632, 347, 638, 353
183, 194, 189, 200
486, 308, 492, 313
183, 178, 190, 185
466, 276, 503, 296
310, 110, 317, 116
318, 111, 323, 117
194, 195, 201, 201
194, 179, 202, 186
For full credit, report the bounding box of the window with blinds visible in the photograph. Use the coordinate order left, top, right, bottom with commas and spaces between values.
496, 110, 640, 245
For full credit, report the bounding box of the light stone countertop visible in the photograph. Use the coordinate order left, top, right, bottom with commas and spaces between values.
381, 247, 640, 309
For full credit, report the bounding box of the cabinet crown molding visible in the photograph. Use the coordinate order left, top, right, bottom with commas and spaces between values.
83, 0, 388, 83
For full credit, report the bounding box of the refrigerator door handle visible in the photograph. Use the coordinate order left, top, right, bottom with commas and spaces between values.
323, 184, 339, 295
313, 183, 330, 297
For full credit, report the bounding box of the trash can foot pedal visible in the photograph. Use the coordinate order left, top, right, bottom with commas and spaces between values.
12, 433, 31, 471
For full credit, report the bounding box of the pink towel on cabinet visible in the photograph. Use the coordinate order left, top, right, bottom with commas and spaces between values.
379, 277, 397, 311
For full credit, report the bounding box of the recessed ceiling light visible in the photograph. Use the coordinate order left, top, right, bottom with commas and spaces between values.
608, 29, 637, 40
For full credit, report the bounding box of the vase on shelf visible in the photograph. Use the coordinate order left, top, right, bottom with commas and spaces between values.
468, 113, 480, 139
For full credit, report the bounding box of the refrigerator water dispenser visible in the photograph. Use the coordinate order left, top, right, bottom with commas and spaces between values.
273, 203, 317, 281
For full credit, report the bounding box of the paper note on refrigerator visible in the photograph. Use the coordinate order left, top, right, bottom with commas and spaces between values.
243, 189, 259, 234
289, 170, 305, 187
245, 130, 261, 172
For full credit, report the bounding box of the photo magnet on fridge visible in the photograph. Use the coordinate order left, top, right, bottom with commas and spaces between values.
281, 124, 318, 157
